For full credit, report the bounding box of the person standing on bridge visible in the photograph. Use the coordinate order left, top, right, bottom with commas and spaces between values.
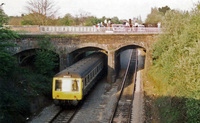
104, 19, 107, 27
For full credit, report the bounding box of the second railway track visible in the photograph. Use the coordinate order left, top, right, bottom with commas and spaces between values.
110, 49, 138, 123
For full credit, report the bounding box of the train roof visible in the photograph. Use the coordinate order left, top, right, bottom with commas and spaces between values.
54, 53, 105, 78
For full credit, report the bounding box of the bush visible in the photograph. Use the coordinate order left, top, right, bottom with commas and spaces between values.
148, 3, 200, 122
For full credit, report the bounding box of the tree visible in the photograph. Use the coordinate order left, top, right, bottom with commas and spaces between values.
76, 10, 91, 26
84, 16, 99, 26
158, 6, 171, 15
34, 38, 58, 76
25, 0, 59, 25
150, 4, 200, 122
0, 8, 18, 78
8, 16, 23, 25
145, 7, 164, 23
0, 7, 8, 26
111, 16, 122, 24
57, 13, 74, 26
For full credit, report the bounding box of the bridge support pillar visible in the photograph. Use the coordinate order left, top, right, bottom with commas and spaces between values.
107, 51, 116, 83
59, 53, 68, 71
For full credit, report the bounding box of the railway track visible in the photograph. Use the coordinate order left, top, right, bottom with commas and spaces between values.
110, 49, 138, 123
30, 49, 138, 123
49, 105, 80, 123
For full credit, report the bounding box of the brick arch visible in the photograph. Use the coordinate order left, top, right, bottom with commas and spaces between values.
66, 43, 108, 54
114, 41, 147, 53
13, 48, 60, 71
66, 46, 108, 66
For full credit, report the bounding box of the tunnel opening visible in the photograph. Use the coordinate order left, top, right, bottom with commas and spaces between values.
68, 47, 108, 66
14, 49, 60, 74
115, 45, 146, 78
68, 47, 108, 78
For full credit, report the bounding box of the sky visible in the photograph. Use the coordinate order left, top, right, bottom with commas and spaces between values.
0, 0, 199, 21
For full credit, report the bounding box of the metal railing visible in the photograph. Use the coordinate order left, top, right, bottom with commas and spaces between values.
39, 26, 161, 34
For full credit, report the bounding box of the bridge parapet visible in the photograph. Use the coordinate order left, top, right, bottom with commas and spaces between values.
7, 25, 161, 34
40, 26, 161, 34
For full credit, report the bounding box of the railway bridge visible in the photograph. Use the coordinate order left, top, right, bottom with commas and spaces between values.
9, 27, 159, 83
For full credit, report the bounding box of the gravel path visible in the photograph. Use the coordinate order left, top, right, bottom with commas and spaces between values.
29, 104, 61, 123
71, 74, 124, 123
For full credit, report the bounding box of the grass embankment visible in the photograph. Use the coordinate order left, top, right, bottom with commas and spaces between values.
144, 5, 200, 123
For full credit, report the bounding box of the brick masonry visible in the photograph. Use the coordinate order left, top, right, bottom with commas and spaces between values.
10, 34, 158, 82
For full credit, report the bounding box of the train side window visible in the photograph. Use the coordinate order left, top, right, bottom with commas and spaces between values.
90, 73, 92, 79
87, 75, 89, 83
92, 71, 94, 78
55, 80, 62, 91
84, 78, 87, 86
83, 79, 85, 86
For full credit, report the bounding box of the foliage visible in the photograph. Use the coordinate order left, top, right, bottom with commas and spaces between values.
111, 16, 123, 24
24, 0, 58, 25
34, 37, 58, 76
84, 16, 99, 26
8, 16, 23, 25
34, 49, 58, 76
57, 13, 74, 26
148, 3, 200, 122
0, 35, 58, 121
0, 9, 58, 121
145, 7, 165, 23
0, 68, 52, 122
0, 8, 19, 78
0, 7, 8, 26
158, 6, 171, 15
21, 13, 57, 25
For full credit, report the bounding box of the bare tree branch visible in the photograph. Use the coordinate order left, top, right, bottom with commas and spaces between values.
24, 0, 59, 25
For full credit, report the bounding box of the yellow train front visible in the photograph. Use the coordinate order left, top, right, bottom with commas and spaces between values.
52, 53, 106, 106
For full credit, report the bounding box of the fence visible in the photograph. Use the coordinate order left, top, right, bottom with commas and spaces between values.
39, 26, 161, 34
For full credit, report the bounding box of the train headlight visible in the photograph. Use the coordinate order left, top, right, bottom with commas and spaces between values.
72, 80, 79, 91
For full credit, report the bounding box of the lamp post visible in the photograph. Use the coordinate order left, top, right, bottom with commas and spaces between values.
0, 3, 4, 9
0, 3, 5, 6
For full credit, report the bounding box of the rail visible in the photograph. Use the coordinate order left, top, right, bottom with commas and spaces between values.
128, 49, 138, 123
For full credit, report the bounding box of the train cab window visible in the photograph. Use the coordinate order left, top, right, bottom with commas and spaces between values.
72, 80, 79, 91
55, 80, 62, 91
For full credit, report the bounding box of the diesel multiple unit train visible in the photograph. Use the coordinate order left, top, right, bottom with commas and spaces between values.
52, 53, 106, 106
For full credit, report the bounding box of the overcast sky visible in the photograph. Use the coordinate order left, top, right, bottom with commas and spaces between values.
0, 0, 199, 21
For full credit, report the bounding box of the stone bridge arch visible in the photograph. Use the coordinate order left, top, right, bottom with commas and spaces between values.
13, 48, 60, 72
66, 46, 108, 67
